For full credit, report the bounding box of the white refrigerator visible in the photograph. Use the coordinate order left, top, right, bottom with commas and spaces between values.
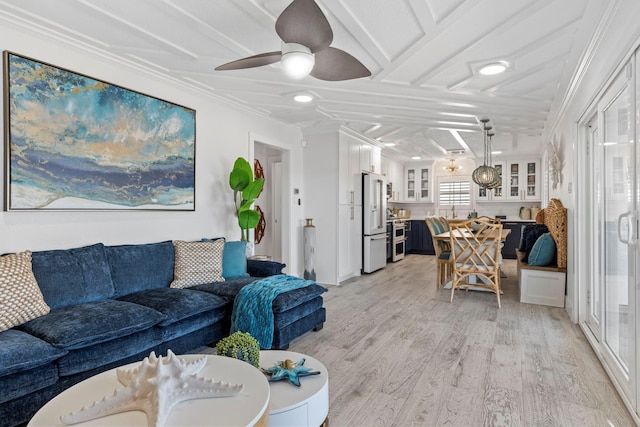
363, 173, 387, 273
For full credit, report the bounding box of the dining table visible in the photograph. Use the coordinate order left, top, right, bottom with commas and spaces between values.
433, 227, 511, 291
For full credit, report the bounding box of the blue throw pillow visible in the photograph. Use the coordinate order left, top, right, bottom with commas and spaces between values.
222, 241, 249, 279
528, 233, 556, 266
522, 224, 549, 262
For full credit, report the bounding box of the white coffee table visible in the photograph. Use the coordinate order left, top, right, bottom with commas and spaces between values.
28, 354, 270, 427
260, 350, 329, 427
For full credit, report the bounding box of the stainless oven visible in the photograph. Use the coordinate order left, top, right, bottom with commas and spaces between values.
392, 220, 406, 262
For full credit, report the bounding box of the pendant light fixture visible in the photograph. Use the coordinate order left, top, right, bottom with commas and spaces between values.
472, 119, 500, 189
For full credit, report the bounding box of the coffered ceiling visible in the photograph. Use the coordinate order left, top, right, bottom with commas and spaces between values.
0, 0, 608, 162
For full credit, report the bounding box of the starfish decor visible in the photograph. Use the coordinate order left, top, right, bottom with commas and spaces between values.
60, 350, 244, 427
261, 358, 320, 387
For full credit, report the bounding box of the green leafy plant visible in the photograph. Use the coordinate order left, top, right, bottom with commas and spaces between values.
216, 331, 260, 367
229, 157, 264, 241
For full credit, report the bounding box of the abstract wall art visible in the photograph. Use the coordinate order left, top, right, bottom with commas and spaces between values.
3, 51, 196, 211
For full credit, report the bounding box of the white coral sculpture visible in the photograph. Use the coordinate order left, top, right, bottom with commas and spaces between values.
547, 135, 564, 190
61, 350, 244, 427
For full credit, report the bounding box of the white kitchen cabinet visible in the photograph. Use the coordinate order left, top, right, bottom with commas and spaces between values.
381, 156, 403, 201
404, 163, 432, 202
338, 204, 362, 282
474, 161, 506, 201
360, 142, 381, 174
506, 160, 540, 201
338, 137, 361, 205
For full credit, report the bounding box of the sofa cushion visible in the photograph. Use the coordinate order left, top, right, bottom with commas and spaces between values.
223, 241, 249, 279
0, 362, 60, 405
18, 300, 165, 350
0, 329, 66, 377
31, 243, 115, 310
191, 276, 257, 302
171, 240, 225, 288
117, 288, 227, 326
56, 327, 163, 376
105, 241, 175, 297
0, 251, 50, 332
272, 284, 327, 313
274, 296, 324, 329
247, 259, 286, 277
193, 277, 327, 313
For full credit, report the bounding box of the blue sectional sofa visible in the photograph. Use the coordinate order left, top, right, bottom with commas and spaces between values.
0, 240, 327, 427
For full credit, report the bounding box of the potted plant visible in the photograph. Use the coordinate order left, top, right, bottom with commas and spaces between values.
229, 157, 264, 242
216, 331, 260, 367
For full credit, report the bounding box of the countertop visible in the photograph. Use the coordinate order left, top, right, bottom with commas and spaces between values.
396, 216, 536, 222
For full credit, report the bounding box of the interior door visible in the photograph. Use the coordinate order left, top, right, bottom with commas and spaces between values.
597, 60, 636, 402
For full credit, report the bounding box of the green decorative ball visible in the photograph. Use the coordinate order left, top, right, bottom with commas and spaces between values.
216, 332, 260, 368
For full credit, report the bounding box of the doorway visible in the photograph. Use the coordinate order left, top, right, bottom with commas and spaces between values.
252, 139, 287, 265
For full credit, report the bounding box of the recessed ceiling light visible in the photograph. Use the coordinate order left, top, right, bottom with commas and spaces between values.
411, 156, 421, 160
384, 142, 396, 147
479, 61, 508, 75
492, 150, 502, 155
293, 94, 313, 103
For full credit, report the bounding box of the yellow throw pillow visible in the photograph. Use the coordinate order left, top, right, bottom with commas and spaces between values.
170, 240, 225, 288
0, 251, 50, 332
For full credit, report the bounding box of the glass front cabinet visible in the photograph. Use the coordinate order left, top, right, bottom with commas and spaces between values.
404, 163, 432, 202
506, 160, 540, 201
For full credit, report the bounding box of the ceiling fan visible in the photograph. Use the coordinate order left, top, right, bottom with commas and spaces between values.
215, 0, 371, 81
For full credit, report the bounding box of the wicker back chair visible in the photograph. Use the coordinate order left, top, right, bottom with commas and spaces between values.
448, 218, 503, 308
425, 217, 452, 286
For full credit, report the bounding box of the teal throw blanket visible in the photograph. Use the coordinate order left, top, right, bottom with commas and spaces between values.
230, 274, 314, 349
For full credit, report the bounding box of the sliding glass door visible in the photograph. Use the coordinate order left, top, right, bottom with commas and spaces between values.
584, 55, 638, 413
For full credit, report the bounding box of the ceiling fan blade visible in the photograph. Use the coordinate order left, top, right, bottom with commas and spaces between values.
310, 47, 371, 81
275, 0, 333, 53
215, 51, 282, 71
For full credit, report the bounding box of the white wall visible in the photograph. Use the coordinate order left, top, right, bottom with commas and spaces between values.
0, 25, 305, 274
545, 0, 640, 321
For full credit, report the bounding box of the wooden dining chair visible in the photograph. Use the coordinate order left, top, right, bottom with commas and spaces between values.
448, 218, 503, 308
425, 217, 452, 287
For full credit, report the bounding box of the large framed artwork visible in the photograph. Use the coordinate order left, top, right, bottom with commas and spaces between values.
3, 51, 196, 211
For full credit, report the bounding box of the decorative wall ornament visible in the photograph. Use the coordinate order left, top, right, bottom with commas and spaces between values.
254, 158, 265, 198
255, 205, 266, 244
4, 52, 196, 211
547, 135, 564, 190
61, 350, 243, 427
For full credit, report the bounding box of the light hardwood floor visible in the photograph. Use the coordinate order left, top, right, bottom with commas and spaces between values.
285, 254, 635, 427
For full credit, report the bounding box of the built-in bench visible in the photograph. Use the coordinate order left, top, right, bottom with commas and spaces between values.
516, 198, 567, 307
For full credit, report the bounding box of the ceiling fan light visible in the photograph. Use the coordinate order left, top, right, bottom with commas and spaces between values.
281, 43, 315, 79
479, 62, 508, 75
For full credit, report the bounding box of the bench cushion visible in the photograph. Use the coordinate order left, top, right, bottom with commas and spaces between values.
105, 241, 175, 297
31, 243, 115, 310
18, 300, 165, 350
